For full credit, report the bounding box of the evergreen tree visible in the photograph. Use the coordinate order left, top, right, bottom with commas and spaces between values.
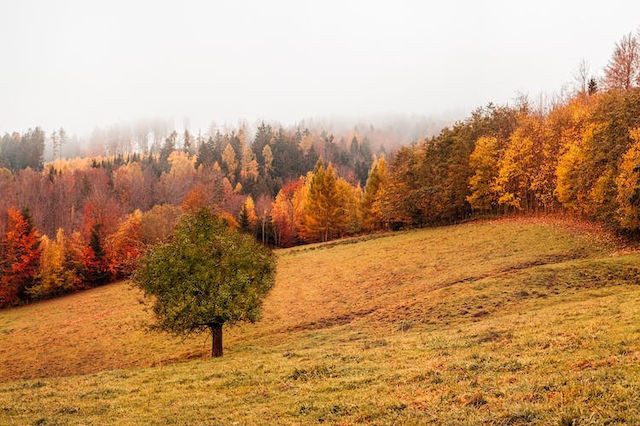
195, 137, 216, 168
58, 128, 67, 161
238, 204, 251, 232
183, 129, 193, 155
159, 131, 177, 171
83, 224, 109, 285
588, 78, 598, 95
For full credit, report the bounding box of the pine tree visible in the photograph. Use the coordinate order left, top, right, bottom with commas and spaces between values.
588, 78, 598, 95
195, 137, 216, 168
238, 204, 251, 232
50, 130, 58, 161
183, 129, 193, 155
82, 224, 110, 285
58, 128, 67, 161
159, 131, 178, 171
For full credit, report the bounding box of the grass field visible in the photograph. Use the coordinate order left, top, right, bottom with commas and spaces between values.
1, 218, 640, 424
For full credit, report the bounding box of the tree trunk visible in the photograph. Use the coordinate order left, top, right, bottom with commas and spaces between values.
210, 323, 223, 357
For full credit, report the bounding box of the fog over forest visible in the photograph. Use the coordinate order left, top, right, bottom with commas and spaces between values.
4, 4, 640, 422
2, 0, 640, 153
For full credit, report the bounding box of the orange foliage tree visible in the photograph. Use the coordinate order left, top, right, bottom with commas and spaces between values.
0, 208, 41, 306
271, 180, 303, 247
106, 210, 144, 278
182, 183, 209, 214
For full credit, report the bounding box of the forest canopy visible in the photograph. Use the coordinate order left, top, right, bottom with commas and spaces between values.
2, 30, 640, 308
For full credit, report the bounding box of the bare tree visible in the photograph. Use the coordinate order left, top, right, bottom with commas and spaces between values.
638, 26, 640, 86
573, 59, 591, 95
603, 32, 640, 90
57, 128, 67, 161
50, 130, 58, 161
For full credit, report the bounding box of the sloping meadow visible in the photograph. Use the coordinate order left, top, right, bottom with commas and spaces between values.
1, 218, 639, 424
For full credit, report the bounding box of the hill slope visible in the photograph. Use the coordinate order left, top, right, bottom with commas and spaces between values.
1, 219, 639, 424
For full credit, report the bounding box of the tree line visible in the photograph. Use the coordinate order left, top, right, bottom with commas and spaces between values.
2, 29, 640, 308
0, 123, 383, 306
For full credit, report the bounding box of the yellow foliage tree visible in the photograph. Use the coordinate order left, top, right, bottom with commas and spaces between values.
361, 155, 389, 230
338, 178, 361, 235
302, 162, 349, 242
271, 180, 306, 247
167, 151, 196, 178
554, 125, 602, 212
548, 97, 595, 211
494, 114, 545, 211
238, 196, 258, 231
616, 128, 640, 229
32, 229, 77, 299
590, 168, 618, 221
292, 174, 311, 238
241, 146, 259, 181
271, 189, 294, 246
466, 137, 499, 212
222, 143, 238, 176
262, 145, 273, 176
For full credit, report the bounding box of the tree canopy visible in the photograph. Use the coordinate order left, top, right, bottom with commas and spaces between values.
133, 209, 276, 357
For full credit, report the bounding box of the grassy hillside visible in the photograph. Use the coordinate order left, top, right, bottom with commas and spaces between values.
1, 219, 639, 424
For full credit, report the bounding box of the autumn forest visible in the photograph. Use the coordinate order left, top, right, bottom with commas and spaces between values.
2, 31, 640, 308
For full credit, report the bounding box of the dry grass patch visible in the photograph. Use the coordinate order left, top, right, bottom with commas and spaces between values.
1, 218, 639, 424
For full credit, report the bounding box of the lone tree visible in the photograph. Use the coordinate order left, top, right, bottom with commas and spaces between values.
133, 209, 276, 357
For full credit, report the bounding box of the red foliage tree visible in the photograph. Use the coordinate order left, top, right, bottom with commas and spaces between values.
82, 197, 121, 240
0, 208, 41, 306
106, 210, 143, 278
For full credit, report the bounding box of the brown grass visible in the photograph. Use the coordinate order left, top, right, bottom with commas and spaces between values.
1, 218, 640, 424
0, 283, 210, 381
0, 218, 615, 382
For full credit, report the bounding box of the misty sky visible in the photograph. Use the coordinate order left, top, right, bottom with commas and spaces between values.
1, 0, 639, 135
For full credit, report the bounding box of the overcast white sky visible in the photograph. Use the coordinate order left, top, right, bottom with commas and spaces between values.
1, 0, 639, 135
